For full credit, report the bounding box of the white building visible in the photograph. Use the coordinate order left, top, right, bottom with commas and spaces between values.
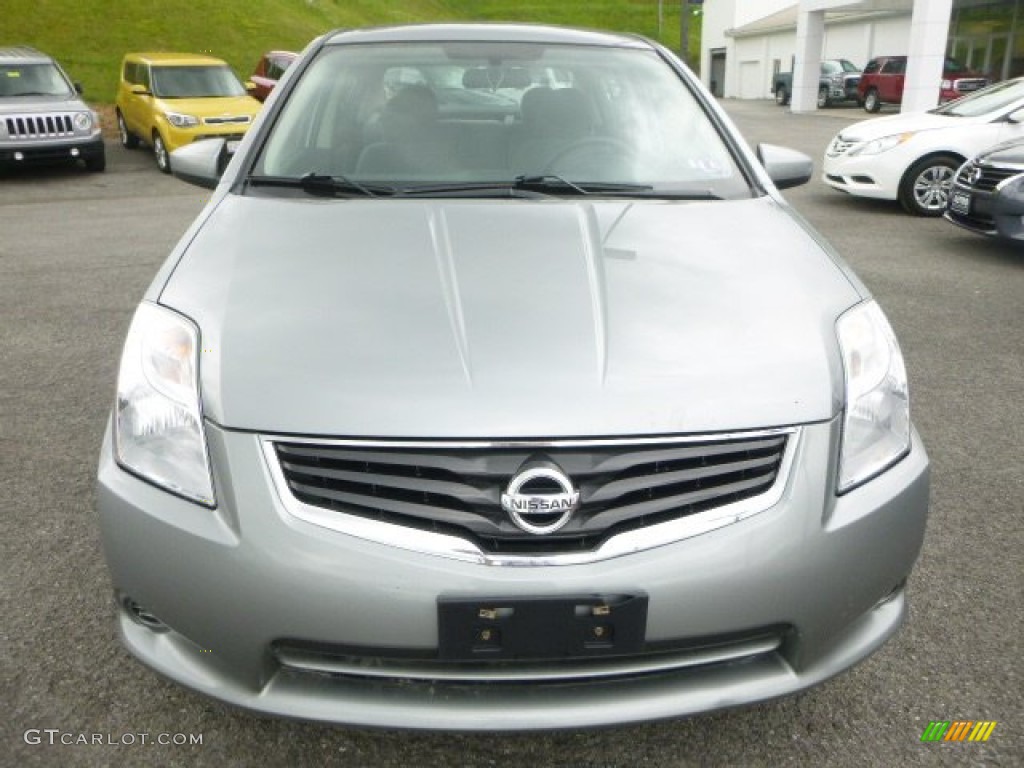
701, 0, 1024, 112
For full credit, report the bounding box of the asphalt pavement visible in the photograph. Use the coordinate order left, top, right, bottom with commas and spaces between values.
1, 100, 1021, 767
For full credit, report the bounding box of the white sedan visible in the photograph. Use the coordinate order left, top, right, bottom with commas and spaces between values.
823, 78, 1024, 215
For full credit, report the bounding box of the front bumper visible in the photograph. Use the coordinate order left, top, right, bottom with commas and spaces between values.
162, 121, 250, 154
97, 418, 930, 730
0, 134, 104, 166
822, 149, 906, 201
945, 180, 1024, 242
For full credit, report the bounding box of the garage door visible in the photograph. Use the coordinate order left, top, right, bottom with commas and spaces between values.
739, 60, 765, 99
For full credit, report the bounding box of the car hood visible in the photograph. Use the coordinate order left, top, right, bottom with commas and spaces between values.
0, 95, 91, 115
155, 95, 261, 118
160, 195, 861, 437
975, 137, 1024, 167
838, 111, 972, 141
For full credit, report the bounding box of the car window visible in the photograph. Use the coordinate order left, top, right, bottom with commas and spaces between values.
863, 60, 880, 74
932, 77, 1024, 117
254, 42, 752, 199
151, 65, 245, 98
881, 59, 905, 75
943, 57, 967, 73
0, 62, 72, 97
840, 60, 859, 72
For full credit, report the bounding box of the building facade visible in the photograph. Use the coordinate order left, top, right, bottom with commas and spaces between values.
701, 0, 1023, 111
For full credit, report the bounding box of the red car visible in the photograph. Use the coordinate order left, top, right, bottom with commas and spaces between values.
858, 55, 989, 112
250, 50, 297, 102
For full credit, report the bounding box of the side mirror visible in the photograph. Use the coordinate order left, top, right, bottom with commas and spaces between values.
74, 82, 83, 95
170, 139, 232, 189
130, 83, 150, 96
757, 143, 813, 190
1006, 107, 1024, 124
244, 80, 257, 93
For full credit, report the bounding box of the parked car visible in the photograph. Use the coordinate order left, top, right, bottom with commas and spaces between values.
945, 138, 1024, 242
773, 59, 861, 108
858, 55, 989, 113
824, 77, 1024, 215
115, 52, 262, 173
97, 23, 929, 730
250, 50, 297, 102
0, 46, 104, 172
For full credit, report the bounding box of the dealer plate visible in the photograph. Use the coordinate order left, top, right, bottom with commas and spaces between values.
438, 594, 648, 661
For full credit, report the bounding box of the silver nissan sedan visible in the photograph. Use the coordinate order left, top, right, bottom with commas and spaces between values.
97, 24, 930, 730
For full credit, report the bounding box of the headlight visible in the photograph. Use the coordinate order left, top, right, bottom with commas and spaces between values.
114, 302, 215, 506
166, 111, 200, 128
836, 301, 911, 493
848, 133, 915, 156
830, 75, 843, 85
73, 112, 92, 131
941, 79, 952, 90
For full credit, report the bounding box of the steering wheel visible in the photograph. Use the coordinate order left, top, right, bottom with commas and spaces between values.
544, 137, 636, 176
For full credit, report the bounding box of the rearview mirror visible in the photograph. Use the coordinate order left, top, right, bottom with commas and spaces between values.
757, 143, 814, 190
170, 139, 232, 189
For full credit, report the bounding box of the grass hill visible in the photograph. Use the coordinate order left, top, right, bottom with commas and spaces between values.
3, 0, 700, 104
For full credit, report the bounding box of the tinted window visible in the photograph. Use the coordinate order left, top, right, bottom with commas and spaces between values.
0, 62, 72, 97
151, 65, 245, 98
863, 59, 880, 74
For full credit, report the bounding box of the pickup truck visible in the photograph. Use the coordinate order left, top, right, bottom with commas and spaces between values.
773, 59, 861, 108
858, 55, 989, 112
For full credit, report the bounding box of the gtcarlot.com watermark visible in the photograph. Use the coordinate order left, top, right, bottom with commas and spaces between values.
24, 729, 203, 747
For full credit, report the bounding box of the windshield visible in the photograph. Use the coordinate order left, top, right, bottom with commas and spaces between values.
0, 63, 73, 97
151, 65, 245, 98
254, 42, 752, 199
931, 77, 1024, 117
943, 57, 967, 73
823, 60, 858, 75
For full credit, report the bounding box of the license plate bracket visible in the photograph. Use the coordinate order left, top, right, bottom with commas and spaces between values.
950, 190, 971, 216
438, 594, 648, 660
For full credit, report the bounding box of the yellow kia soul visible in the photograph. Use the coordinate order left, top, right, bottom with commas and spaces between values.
115, 53, 261, 173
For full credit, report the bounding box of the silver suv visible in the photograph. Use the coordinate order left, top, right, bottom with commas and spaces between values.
0, 46, 104, 173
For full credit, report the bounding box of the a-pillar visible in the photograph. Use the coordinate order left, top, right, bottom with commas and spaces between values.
791, 9, 826, 112
902, 0, 953, 112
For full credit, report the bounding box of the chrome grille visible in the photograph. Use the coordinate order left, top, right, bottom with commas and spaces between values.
4, 113, 75, 138
203, 115, 251, 125
953, 78, 988, 93
273, 627, 787, 684
272, 431, 790, 555
957, 161, 1023, 192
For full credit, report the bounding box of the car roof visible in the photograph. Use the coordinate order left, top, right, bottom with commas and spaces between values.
124, 52, 229, 66
0, 46, 56, 65
323, 23, 650, 49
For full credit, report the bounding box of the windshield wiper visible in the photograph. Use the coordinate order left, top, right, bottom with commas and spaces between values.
514, 175, 655, 195
399, 176, 656, 198
247, 173, 395, 197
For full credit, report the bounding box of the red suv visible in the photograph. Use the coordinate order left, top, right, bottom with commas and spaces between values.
250, 50, 297, 102
858, 55, 989, 112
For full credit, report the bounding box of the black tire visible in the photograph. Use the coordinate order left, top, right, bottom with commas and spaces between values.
864, 88, 881, 113
84, 150, 106, 173
153, 132, 171, 174
817, 86, 830, 109
898, 154, 962, 216
117, 110, 139, 149
775, 85, 789, 106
